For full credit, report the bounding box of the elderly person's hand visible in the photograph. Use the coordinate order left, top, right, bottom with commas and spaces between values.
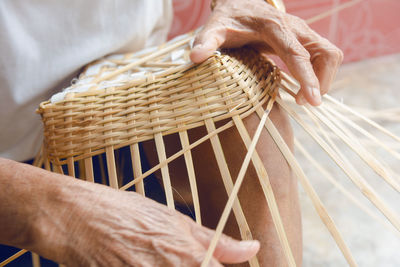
0, 158, 259, 266
190, 0, 343, 106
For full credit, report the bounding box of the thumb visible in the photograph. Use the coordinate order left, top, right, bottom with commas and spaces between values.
191, 222, 260, 264
190, 27, 225, 63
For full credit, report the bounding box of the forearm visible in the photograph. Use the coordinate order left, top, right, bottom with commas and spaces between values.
0, 158, 45, 247
0, 157, 78, 261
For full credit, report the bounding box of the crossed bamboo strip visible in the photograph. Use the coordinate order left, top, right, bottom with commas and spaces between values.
262, 99, 357, 267
201, 95, 281, 267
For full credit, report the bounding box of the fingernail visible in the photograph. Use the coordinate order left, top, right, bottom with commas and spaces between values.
239, 240, 258, 249
312, 87, 321, 103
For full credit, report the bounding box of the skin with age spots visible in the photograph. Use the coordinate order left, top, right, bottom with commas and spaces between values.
190, 0, 343, 106
0, 158, 259, 267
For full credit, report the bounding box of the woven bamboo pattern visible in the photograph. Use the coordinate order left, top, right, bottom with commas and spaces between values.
37, 36, 279, 165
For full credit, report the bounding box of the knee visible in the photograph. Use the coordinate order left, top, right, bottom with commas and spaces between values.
269, 103, 294, 151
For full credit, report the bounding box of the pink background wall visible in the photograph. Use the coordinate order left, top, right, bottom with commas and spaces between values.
169, 0, 400, 63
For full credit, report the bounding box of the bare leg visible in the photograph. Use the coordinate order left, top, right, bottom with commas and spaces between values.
143, 104, 302, 266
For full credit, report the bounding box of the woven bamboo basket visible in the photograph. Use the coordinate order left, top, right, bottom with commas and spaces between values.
2, 1, 400, 266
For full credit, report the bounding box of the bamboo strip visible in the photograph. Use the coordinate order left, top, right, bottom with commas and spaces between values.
202, 108, 269, 267
324, 95, 400, 143
310, 105, 400, 192
171, 81, 202, 224
84, 95, 95, 182
130, 143, 145, 196
129, 91, 145, 195
276, 98, 400, 233
105, 143, 118, 188
281, 80, 400, 181
178, 130, 202, 224
214, 63, 264, 267
204, 118, 253, 241
154, 133, 175, 209
219, 61, 293, 266
233, 114, 296, 266
54, 164, 64, 175
65, 94, 75, 178
304, 103, 400, 212
67, 157, 75, 177
78, 160, 85, 179
295, 139, 400, 239
305, 0, 362, 25
31, 253, 40, 267
0, 249, 27, 267
148, 72, 175, 209
32, 145, 43, 167
93, 34, 194, 83
119, 120, 236, 191
193, 69, 254, 245
104, 87, 119, 189
322, 104, 400, 162
261, 112, 357, 267
305, 105, 388, 181
84, 158, 95, 182
44, 156, 51, 173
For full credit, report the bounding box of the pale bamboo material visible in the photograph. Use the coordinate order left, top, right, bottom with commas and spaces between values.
321, 104, 400, 163
313, 105, 400, 192
178, 130, 201, 224
201, 101, 272, 267
324, 95, 400, 143
254, 101, 358, 266
32, 253, 40, 267
130, 143, 145, 196
0, 250, 28, 267
295, 139, 400, 239
277, 97, 400, 233
221, 65, 295, 266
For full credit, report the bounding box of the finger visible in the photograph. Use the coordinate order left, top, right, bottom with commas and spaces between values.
190, 24, 226, 63
304, 40, 343, 95
293, 21, 343, 96
189, 221, 260, 264
267, 30, 322, 106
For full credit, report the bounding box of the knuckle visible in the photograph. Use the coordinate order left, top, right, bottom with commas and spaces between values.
325, 47, 343, 64
336, 48, 344, 63
286, 44, 311, 61
293, 15, 308, 28
279, 33, 310, 61
319, 39, 343, 64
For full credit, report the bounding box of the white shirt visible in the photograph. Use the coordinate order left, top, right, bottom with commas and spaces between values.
0, 0, 173, 161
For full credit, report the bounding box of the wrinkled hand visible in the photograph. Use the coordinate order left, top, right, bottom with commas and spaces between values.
190, 0, 343, 106
33, 177, 259, 266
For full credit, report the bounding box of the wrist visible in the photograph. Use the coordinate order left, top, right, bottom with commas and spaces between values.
31, 173, 97, 263
0, 159, 43, 248
0, 158, 83, 262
